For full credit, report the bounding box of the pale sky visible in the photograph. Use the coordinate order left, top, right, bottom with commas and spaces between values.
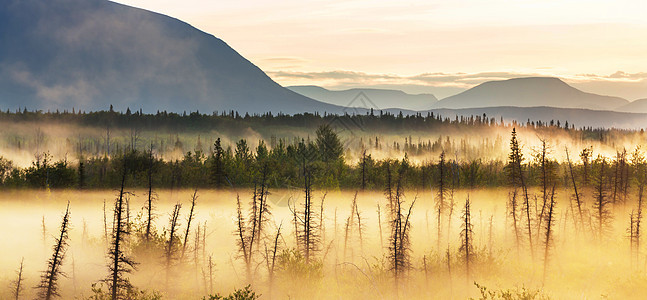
113, 0, 647, 99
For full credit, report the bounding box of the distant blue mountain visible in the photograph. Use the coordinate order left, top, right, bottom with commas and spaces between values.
434, 77, 628, 110
288, 86, 438, 110
0, 0, 341, 113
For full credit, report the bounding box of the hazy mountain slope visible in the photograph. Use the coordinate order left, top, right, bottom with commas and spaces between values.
616, 98, 647, 113
0, 0, 342, 114
288, 85, 438, 110
434, 77, 628, 110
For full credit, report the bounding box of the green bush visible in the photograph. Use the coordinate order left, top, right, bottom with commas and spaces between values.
202, 285, 259, 300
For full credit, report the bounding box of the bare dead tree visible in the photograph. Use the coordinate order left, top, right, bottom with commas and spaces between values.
534, 139, 555, 239
320, 195, 326, 247
631, 147, 646, 263
37, 202, 71, 300
507, 128, 534, 259
201, 255, 214, 296
612, 151, 622, 205
592, 157, 612, 241
542, 184, 557, 285
355, 201, 364, 254
11, 258, 25, 300
265, 224, 282, 299
106, 168, 137, 300
193, 224, 201, 286
234, 168, 274, 283
235, 195, 252, 282
145, 143, 156, 243
565, 147, 585, 232
436, 152, 449, 253
254, 164, 272, 250
459, 197, 474, 281
293, 169, 320, 264
488, 215, 494, 259
388, 163, 416, 291
165, 202, 182, 284
377, 204, 384, 250
103, 200, 108, 243
509, 190, 522, 256
182, 190, 198, 260
629, 210, 638, 266
41, 215, 47, 247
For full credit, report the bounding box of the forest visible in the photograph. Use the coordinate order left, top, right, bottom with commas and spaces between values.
0, 110, 646, 299
0, 108, 640, 190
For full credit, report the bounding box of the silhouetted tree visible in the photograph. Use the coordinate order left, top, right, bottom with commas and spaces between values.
11, 258, 24, 300
506, 128, 533, 259
542, 184, 557, 284
592, 157, 612, 240
106, 168, 137, 299
459, 197, 474, 280
37, 202, 70, 300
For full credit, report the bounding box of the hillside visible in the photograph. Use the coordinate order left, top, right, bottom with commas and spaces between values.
433, 77, 628, 110
288, 85, 438, 110
616, 98, 647, 113
0, 0, 341, 114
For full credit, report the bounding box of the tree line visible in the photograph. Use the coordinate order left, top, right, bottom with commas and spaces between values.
0, 124, 643, 193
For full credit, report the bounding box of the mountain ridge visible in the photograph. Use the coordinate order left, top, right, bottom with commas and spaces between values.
287, 85, 438, 110
433, 77, 629, 110
617, 98, 647, 113
0, 0, 343, 114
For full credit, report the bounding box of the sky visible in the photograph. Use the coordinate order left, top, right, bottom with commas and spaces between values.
113, 0, 647, 99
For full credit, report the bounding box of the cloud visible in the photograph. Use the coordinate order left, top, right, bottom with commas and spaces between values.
268, 70, 647, 100
260, 57, 309, 69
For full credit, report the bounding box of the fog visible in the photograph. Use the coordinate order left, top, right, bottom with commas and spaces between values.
1, 119, 644, 170
0, 188, 644, 299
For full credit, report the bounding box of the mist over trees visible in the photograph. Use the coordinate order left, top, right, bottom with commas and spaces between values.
0, 109, 645, 192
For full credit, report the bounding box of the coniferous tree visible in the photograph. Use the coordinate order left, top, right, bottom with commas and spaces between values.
316, 124, 343, 163
210, 138, 227, 187
580, 146, 593, 186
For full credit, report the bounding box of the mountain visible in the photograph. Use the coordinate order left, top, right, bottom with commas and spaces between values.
288, 86, 438, 110
433, 77, 629, 110
0, 0, 342, 114
616, 98, 647, 113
